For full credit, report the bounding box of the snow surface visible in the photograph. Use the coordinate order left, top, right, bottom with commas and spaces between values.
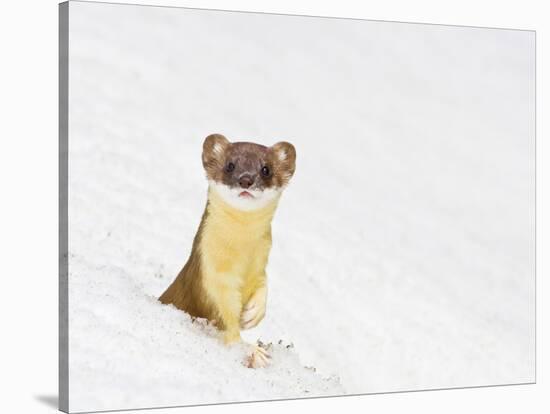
67, 2, 535, 412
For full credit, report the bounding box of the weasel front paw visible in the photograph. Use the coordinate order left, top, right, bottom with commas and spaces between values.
245, 342, 272, 368
240, 287, 266, 330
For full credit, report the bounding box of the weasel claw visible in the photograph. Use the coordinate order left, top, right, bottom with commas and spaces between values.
245, 345, 271, 368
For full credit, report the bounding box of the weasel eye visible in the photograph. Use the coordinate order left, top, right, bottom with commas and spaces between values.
225, 162, 235, 173
261, 166, 270, 177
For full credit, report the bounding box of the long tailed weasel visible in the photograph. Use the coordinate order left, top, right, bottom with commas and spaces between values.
159, 133, 296, 368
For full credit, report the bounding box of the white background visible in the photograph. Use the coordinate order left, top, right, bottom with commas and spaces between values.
0, 0, 547, 413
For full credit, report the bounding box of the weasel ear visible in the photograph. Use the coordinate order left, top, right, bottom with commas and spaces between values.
271, 141, 296, 185
202, 134, 230, 175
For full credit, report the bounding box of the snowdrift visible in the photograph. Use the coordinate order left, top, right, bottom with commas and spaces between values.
68, 251, 342, 411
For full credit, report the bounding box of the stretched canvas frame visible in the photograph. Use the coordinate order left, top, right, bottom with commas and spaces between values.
59, 1, 535, 412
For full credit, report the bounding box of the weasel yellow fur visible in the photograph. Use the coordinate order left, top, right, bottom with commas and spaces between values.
159, 134, 296, 368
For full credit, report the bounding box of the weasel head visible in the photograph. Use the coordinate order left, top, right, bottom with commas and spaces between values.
202, 134, 296, 211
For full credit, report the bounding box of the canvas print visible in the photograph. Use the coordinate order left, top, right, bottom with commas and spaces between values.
59, 1, 535, 412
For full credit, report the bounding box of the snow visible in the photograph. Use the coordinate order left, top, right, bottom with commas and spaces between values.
67, 2, 535, 412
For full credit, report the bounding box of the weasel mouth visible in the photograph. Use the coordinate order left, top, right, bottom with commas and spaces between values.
239, 191, 253, 198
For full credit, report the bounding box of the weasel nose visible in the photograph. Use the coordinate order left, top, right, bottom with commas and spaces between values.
239, 175, 254, 189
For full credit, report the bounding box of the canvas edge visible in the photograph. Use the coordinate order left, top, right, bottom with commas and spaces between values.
59, 1, 70, 413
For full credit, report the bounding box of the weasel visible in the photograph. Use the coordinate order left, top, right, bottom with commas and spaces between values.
159, 133, 296, 368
